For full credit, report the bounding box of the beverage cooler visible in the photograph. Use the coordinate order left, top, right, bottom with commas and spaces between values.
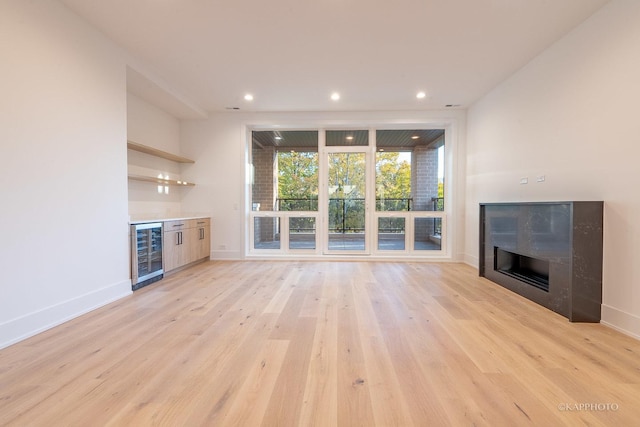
131, 222, 163, 290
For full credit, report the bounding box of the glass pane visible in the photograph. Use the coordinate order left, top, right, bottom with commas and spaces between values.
375, 150, 412, 212
326, 130, 368, 146
328, 152, 366, 250
254, 217, 280, 249
376, 129, 445, 211
414, 217, 442, 251
277, 151, 318, 211
252, 130, 318, 212
378, 217, 405, 250
289, 217, 316, 249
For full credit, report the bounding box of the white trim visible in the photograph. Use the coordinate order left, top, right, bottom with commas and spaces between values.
464, 254, 480, 268
322, 142, 372, 256
249, 211, 321, 255
601, 304, 640, 340
211, 250, 243, 260
0, 279, 132, 350
372, 211, 446, 255
244, 117, 461, 261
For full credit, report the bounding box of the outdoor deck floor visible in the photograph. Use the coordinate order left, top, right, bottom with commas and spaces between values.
255, 233, 441, 251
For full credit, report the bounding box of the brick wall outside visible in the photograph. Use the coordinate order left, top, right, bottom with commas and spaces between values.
412, 146, 439, 241
252, 146, 278, 242
412, 146, 439, 211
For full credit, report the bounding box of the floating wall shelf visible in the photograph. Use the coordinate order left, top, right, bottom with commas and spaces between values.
127, 140, 196, 188
128, 174, 195, 186
127, 140, 195, 163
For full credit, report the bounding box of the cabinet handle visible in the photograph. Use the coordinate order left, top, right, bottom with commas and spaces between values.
173, 223, 184, 227
197, 221, 205, 225
179, 231, 183, 245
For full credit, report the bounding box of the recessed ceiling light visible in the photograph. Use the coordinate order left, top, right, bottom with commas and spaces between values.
274, 136, 282, 140
346, 136, 354, 140
411, 135, 419, 140
244, 94, 254, 101
331, 92, 340, 101
416, 91, 427, 99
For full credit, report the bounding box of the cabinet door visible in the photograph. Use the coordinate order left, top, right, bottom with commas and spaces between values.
200, 225, 210, 260
164, 230, 187, 272
196, 225, 210, 260
187, 225, 209, 262
189, 219, 210, 261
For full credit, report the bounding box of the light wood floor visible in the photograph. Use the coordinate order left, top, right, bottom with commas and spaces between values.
1, 261, 640, 426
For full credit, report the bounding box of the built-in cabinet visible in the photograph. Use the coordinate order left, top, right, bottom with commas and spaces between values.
163, 218, 210, 273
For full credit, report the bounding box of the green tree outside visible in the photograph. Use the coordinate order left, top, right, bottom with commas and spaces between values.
375, 152, 411, 211
277, 151, 318, 210
277, 150, 414, 231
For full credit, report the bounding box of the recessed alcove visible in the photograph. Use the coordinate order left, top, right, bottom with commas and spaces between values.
479, 202, 603, 322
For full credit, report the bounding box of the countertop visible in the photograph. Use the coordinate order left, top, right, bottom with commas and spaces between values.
129, 215, 210, 225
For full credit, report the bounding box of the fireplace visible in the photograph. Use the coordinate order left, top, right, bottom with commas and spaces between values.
479, 202, 603, 322
495, 248, 549, 292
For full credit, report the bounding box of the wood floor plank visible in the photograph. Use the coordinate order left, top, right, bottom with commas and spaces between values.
349, 275, 415, 426
335, 268, 376, 427
261, 317, 317, 426
221, 340, 290, 426
2, 260, 640, 426
299, 274, 338, 426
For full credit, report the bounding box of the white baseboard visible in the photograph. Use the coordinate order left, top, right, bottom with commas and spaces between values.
600, 304, 640, 340
0, 279, 132, 349
211, 249, 242, 260
464, 253, 479, 268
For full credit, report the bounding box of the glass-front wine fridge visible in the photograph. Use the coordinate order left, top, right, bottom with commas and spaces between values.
131, 222, 163, 290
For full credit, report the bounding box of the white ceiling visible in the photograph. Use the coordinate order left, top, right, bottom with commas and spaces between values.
60, 0, 609, 117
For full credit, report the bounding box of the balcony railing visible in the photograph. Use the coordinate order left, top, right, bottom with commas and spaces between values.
277, 198, 319, 211
432, 197, 444, 211
276, 197, 444, 212
271, 197, 443, 235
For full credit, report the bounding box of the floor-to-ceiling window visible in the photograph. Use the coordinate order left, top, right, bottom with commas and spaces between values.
248, 127, 447, 258
375, 129, 445, 253
251, 130, 319, 252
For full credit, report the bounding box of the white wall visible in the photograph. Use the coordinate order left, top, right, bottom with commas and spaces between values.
127, 92, 181, 153
180, 110, 466, 261
0, 0, 131, 348
465, 0, 640, 337
127, 92, 183, 219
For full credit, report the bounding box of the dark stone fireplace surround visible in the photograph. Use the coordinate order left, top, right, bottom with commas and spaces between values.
479, 201, 603, 322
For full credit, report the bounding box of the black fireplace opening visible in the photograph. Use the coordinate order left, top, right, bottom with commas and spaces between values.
494, 247, 550, 292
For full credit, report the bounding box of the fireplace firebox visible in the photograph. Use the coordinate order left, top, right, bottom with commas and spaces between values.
479, 202, 603, 322
495, 248, 549, 292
